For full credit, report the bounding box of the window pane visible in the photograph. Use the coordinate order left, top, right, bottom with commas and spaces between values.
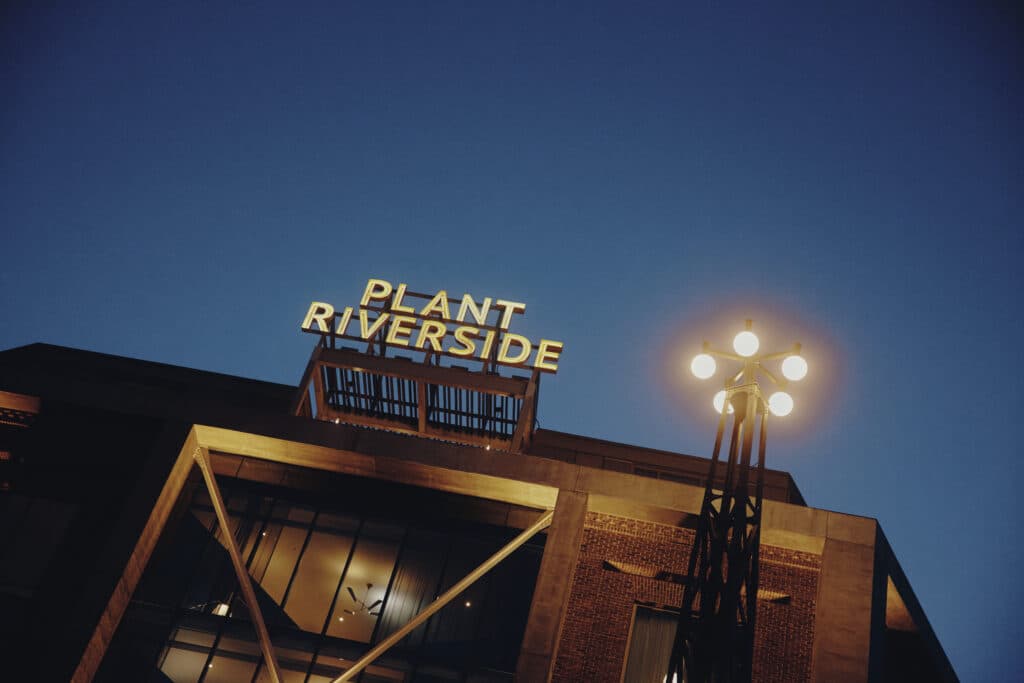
284, 529, 354, 632
260, 525, 308, 605
159, 646, 207, 683
204, 653, 257, 683
171, 627, 216, 648
285, 504, 316, 524
327, 534, 401, 642
622, 606, 680, 683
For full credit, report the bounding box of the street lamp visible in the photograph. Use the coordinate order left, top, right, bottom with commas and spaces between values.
695, 321, 806, 418
667, 319, 806, 683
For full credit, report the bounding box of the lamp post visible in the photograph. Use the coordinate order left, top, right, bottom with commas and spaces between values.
666, 320, 807, 683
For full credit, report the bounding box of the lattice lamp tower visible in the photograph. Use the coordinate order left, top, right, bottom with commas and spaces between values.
667, 320, 807, 683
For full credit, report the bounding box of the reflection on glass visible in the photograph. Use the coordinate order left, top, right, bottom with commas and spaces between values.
172, 627, 216, 648
156, 482, 544, 682
159, 622, 265, 683
204, 652, 257, 683
622, 606, 680, 683
159, 647, 208, 683
284, 528, 354, 632
261, 524, 307, 604
327, 523, 402, 642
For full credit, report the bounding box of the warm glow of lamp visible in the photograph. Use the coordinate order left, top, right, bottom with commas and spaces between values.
690, 353, 716, 379
733, 330, 759, 357
768, 391, 793, 416
713, 390, 734, 414
781, 355, 808, 381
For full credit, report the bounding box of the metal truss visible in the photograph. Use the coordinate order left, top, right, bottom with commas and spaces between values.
667, 386, 768, 683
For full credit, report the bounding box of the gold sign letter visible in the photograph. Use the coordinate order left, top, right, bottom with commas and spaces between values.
386, 315, 417, 346
391, 283, 416, 314
450, 326, 479, 356
494, 300, 526, 329
360, 278, 393, 307
497, 333, 532, 365
359, 309, 390, 339
415, 320, 447, 351
456, 294, 492, 325
534, 339, 564, 372
420, 290, 451, 319
478, 330, 497, 360
335, 306, 354, 335
301, 302, 335, 333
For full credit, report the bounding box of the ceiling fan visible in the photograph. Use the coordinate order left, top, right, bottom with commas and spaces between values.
344, 583, 383, 617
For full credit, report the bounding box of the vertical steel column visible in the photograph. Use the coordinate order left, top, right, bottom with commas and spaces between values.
668, 385, 768, 683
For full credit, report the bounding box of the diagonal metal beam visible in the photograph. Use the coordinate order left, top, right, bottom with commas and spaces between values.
333, 508, 555, 682
193, 446, 283, 683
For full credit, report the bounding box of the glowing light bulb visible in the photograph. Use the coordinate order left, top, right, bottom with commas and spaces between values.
713, 390, 734, 414
690, 353, 716, 379
781, 355, 808, 381
768, 392, 793, 416
733, 330, 760, 357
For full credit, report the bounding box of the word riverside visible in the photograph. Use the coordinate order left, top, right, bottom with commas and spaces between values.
301, 278, 564, 373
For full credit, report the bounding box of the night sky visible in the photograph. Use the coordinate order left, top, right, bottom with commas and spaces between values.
2, 2, 1020, 680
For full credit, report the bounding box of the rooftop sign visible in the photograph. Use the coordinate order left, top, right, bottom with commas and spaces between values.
301, 278, 564, 373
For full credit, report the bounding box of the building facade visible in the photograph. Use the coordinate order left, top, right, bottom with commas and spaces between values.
0, 342, 956, 682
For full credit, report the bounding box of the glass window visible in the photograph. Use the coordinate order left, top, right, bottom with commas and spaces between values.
158, 627, 216, 683
159, 646, 208, 683
204, 651, 258, 683
372, 528, 446, 649
622, 605, 683, 683
260, 523, 308, 605
136, 480, 543, 681
327, 520, 403, 642
284, 524, 355, 632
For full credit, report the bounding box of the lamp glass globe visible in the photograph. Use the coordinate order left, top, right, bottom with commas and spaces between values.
713, 390, 734, 414
781, 355, 808, 381
768, 391, 794, 417
733, 330, 760, 357
690, 353, 716, 379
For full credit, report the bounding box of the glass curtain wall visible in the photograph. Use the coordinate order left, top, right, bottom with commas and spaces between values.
145, 477, 541, 683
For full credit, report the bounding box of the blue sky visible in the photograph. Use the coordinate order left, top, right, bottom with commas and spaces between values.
2, 2, 1020, 679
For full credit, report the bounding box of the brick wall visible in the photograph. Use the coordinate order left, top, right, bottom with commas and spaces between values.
551, 512, 820, 683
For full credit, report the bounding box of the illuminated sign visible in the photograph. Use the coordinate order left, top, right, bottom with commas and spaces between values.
301, 278, 565, 373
